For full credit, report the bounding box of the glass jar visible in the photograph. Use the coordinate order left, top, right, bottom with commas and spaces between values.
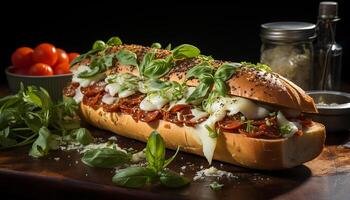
260, 22, 316, 90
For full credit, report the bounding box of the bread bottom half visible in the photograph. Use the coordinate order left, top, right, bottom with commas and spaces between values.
80, 104, 326, 170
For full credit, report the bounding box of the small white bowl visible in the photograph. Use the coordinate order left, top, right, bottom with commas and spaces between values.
5, 67, 73, 101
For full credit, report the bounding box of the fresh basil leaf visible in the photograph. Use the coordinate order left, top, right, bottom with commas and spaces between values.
92, 40, 107, 51
73, 128, 94, 145
205, 125, 219, 138
23, 112, 43, 133
139, 50, 156, 76
151, 42, 162, 49
112, 167, 158, 188
143, 59, 171, 79
29, 126, 58, 158
0, 127, 17, 147
159, 170, 190, 188
82, 148, 130, 168
186, 76, 213, 104
172, 44, 200, 59
214, 78, 227, 96
116, 49, 138, 67
210, 181, 224, 190
107, 36, 122, 46
102, 54, 116, 68
165, 43, 172, 50
70, 49, 99, 67
186, 62, 213, 79
77, 67, 100, 78
214, 62, 240, 81
163, 146, 180, 168
146, 131, 165, 172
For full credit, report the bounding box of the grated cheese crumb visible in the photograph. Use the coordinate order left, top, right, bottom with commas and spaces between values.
131, 149, 146, 163
53, 157, 60, 161
193, 166, 238, 181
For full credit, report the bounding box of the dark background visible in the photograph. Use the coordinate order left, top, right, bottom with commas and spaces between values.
0, 1, 348, 86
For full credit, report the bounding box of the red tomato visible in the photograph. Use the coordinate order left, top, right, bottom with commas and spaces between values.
9, 66, 28, 75
28, 63, 54, 76
33, 43, 58, 66
11, 47, 34, 69
55, 48, 69, 65
53, 62, 70, 75
68, 52, 80, 63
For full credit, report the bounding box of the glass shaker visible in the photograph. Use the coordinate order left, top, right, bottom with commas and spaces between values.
260, 22, 316, 90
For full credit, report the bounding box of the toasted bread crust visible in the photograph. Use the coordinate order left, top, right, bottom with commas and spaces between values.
80, 104, 325, 170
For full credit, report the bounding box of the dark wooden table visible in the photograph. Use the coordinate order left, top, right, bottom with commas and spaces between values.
1, 85, 350, 200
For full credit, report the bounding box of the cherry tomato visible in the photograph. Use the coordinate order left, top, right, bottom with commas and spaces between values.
53, 62, 70, 75
55, 48, 69, 65
33, 43, 58, 66
68, 52, 80, 63
9, 66, 28, 75
28, 63, 54, 76
11, 47, 34, 69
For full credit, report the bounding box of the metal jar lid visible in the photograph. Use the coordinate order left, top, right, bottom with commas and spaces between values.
260, 22, 316, 42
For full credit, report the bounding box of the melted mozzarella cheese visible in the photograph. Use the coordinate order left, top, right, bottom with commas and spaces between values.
277, 111, 299, 137
105, 83, 120, 97
101, 93, 119, 105
118, 90, 135, 98
192, 96, 270, 164
139, 94, 169, 111
190, 108, 209, 122
73, 87, 84, 103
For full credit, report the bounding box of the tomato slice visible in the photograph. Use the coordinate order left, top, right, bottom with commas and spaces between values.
218, 119, 243, 130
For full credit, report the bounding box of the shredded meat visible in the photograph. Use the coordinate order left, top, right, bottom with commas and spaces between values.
74, 83, 308, 139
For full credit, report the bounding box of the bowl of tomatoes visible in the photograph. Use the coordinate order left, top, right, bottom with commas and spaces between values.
6, 43, 80, 101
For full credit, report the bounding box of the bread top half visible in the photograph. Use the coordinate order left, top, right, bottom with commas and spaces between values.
75, 44, 317, 113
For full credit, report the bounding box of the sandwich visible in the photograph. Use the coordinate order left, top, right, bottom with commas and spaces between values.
63, 37, 325, 170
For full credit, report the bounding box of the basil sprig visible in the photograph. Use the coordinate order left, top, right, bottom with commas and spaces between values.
70, 36, 122, 68
114, 43, 200, 79
72, 128, 94, 145
113, 131, 189, 188
0, 85, 81, 157
186, 62, 240, 104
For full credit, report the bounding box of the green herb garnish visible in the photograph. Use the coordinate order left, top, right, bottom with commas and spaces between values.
186, 62, 240, 104
112, 131, 189, 188
0, 85, 80, 157
241, 62, 272, 72
82, 148, 131, 168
